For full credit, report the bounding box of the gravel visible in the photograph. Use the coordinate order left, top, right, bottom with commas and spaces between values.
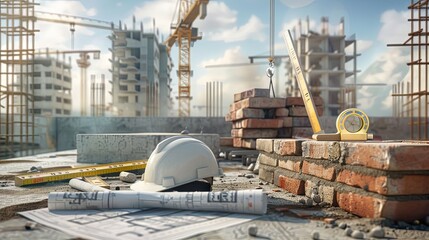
368, 226, 385, 238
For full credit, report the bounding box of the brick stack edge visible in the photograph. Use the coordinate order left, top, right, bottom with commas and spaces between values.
256, 139, 429, 221
225, 88, 323, 149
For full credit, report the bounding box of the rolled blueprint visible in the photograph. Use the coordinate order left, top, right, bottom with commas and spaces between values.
48, 189, 267, 215
69, 178, 111, 192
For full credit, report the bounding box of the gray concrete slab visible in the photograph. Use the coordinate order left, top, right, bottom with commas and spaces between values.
76, 133, 220, 163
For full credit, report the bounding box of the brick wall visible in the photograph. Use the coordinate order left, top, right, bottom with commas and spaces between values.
257, 139, 429, 221
225, 88, 323, 149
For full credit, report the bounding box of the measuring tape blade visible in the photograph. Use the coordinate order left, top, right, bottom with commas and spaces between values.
15, 159, 147, 186
283, 30, 324, 134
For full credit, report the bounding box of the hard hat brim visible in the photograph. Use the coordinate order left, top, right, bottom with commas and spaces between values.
130, 180, 168, 192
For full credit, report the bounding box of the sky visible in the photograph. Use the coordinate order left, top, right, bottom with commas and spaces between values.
34, 0, 411, 117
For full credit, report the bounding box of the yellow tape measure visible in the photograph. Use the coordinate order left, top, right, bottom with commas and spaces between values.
15, 160, 147, 186
283, 30, 373, 141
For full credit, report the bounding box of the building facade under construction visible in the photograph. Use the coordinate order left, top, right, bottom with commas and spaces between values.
109, 26, 173, 117
285, 17, 359, 116
25, 55, 73, 116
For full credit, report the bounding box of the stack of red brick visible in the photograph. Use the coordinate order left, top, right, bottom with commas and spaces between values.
277, 96, 324, 138
225, 88, 285, 149
256, 138, 429, 221
225, 88, 324, 149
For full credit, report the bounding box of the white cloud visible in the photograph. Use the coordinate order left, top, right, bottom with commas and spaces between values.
378, 10, 408, 44
357, 47, 409, 116
195, 1, 237, 32
131, 0, 177, 36
280, 0, 314, 9
356, 40, 373, 53
193, 47, 268, 116
38, 1, 97, 16
205, 15, 266, 42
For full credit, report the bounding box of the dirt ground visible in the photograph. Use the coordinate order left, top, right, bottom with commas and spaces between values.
0, 159, 428, 239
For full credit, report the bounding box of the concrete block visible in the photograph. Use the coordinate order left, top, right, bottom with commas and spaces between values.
234, 88, 270, 102
77, 133, 220, 163
256, 139, 274, 153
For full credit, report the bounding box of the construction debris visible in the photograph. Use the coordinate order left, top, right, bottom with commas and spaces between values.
119, 171, 137, 183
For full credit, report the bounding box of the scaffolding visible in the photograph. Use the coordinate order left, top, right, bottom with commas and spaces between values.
388, 0, 429, 140
90, 74, 106, 116
0, 0, 37, 158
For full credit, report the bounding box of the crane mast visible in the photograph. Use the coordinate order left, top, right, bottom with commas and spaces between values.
165, 0, 209, 117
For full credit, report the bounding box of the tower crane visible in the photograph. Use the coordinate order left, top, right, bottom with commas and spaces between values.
165, 0, 209, 117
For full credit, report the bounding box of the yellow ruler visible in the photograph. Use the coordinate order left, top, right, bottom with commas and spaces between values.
15, 160, 147, 186
283, 30, 324, 134
283, 30, 373, 141
83, 176, 110, 189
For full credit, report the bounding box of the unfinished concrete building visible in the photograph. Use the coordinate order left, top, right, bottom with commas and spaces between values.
23, 55, 73, 116
285, 17, 359, 116
109, 27, 173, 117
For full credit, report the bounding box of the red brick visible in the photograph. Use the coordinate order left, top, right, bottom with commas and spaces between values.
241, 138, 256, 149
234, 88, 269, 102
220, 137, 233, 147
233, 97, 286, 110
274, 139, 304, 156
285, 96, 324, 106
277, 128, 292, 138
302, 161, 335, 181
231, 129, 278, 138
305, 180, 336, 205
336, 192, 429, 221
258, 153, 277, 167
232, 138, 242, 148
233, 108, 265, 120
225, 112, 232, 122
275, 108, 289, 117
277, 117, 293, 127
256, 139, 274, 153
291, 117, 311, 127
288, 106, 324, 117
235, 119, 283, 129
292, 127, 313, 138
345, 142, 429, 171
278, 158, 302, 172
278, 175, 305, 195
302, 141, 330, 160
336, 169, 429, 195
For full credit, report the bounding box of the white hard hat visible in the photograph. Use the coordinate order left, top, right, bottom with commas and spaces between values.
131, 136, 223, 192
